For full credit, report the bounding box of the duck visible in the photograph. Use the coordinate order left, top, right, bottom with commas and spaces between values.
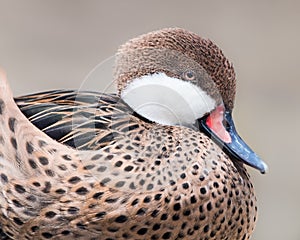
0, 28, 267, 240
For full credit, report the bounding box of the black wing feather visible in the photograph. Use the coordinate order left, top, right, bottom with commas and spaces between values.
14, 90, 139, 150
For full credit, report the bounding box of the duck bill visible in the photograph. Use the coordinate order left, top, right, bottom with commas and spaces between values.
198, 106, 268, 174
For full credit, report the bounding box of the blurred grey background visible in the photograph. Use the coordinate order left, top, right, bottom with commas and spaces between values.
0, 1, 299, 239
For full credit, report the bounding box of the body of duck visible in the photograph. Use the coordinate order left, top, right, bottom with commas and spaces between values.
0, 28, 267, 239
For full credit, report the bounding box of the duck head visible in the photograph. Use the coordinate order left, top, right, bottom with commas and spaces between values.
114, 28, 268, 174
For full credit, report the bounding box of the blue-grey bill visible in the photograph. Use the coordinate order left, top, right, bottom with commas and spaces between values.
198, 111, 268, 174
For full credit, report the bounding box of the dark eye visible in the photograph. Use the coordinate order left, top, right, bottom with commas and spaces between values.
183, 70, 196, 81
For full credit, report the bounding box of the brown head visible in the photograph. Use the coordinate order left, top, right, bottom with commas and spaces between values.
114, 27, 236, 111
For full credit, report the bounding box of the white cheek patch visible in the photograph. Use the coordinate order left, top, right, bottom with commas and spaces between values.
121, 73, 216, 126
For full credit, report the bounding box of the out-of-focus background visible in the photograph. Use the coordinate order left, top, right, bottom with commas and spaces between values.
0, 1, 299, 239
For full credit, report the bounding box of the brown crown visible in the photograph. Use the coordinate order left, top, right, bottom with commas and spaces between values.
114, 28, 236, 110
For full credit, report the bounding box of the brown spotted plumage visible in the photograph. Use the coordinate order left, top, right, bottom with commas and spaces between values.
0, 28, 266, 239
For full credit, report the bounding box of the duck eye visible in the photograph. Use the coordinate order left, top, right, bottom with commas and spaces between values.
183, 70, 196, 81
